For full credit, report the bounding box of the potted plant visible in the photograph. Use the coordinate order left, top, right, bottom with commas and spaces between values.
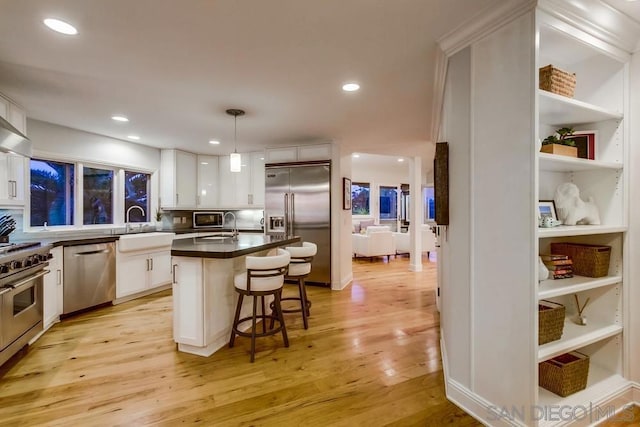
540, 127, 578, 158
155, 208, 163, 231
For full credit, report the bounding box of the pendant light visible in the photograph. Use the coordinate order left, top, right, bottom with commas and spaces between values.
226, 108, 245, 173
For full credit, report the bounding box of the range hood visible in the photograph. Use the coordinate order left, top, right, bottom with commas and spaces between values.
0, 115, 31, 157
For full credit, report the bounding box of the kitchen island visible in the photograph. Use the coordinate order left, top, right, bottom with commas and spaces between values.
171, 233, 300, 357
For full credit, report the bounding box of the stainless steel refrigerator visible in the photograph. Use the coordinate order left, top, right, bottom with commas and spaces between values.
265, 161, 331, 285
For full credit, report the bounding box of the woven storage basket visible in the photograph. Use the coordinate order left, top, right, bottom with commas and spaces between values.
539, 352, 589, 397
550, 243, 611, 278
539, 300, 565, 345
539, 64, 576, 98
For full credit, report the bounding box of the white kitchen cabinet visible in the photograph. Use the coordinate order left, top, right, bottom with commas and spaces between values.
43, 246, 63, 330
265, 143, 331, 163
197, 155, 219, 208
160, 149, 197, 209
0, 153, 26, 206
7, 104, 26, 135
436, 1, 639, 424
250, 152, 265, 206
218, 152, 264, 208
297, 143, 331, 161
0, 93, 26, 134
172, 256, 204, 346
265, 146, 297, 163
116, 246, 172, 301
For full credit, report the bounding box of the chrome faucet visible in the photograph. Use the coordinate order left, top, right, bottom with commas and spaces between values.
125, 205, 145, 232
223, 211, 238, 240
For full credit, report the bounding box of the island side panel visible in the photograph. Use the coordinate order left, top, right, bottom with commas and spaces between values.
173, 249, 275, 357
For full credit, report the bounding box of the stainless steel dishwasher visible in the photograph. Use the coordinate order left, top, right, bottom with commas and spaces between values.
63, 242, 116, 315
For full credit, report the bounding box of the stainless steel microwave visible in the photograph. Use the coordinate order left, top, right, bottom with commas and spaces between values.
193, 212, 224, 228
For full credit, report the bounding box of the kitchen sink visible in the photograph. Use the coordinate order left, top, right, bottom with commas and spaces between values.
118, 232, 175, 252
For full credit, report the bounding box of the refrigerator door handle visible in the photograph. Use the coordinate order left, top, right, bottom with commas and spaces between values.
284, 193, 289, 236
290, 193, 295, 236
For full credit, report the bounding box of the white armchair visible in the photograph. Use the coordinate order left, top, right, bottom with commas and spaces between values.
393, 224, 436, 257
352, 226, 396, 261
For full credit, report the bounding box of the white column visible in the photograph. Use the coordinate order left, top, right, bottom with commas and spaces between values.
409, 156, 422, 272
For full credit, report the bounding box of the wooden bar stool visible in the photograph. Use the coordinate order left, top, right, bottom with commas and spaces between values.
277, 242, 317, 329
229, 249, 290, 362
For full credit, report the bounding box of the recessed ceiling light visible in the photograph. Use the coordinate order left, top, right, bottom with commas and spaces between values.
127, 135, 140, 141
209, 139, 220, 145
201, 162, 209, 165
352, 153, 360, 158
397, 158, 404, 162
260, 157, 264, 160
342, 83, 360, 92
112, 115, 129, 122
43, 18, 78, 35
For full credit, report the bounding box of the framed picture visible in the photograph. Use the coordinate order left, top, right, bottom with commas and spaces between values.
343, 177, 352, 210
567, 130, 597, 160
538, 200, 557, 220
434, 142, 449, 225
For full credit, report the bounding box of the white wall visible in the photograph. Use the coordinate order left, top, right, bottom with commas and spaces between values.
331, 143, 353, 290
439, 11, 536, 416
440, 46, 472, 389
27, 119, 160, 171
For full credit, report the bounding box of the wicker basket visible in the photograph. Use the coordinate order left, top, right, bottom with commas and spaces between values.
539, 352, 590, 397
539, 64, 576, 98
550, 243, 611, 278
539, 300, 565, 345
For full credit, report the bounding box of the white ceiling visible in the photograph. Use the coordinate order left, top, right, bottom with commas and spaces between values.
0, 0, 499, 161
0, 0, 637, 164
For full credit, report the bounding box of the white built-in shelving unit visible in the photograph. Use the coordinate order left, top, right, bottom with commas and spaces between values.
436, 1, 640, 425
535, 9, 628, 417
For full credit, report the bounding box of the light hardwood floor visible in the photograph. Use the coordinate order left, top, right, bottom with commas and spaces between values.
0, 255, 480, 426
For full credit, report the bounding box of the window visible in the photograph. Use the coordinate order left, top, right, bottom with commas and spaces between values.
379, 186, 397, 220
351, 182, 370, 215
83, 167, 114, 225
30, 159, 75, 226
124, 171, 150, 222
424, 186, 435, 222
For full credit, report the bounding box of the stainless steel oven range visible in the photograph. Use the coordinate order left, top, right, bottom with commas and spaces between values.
0, 242, 52, 367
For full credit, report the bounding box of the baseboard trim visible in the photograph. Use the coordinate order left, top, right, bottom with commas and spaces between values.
334, 273, 352, 291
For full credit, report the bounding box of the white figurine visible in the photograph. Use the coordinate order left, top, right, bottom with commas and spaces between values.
538, 257, 549, 281
554, 182, 601, 226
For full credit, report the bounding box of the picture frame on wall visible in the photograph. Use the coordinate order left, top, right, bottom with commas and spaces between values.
568, 130, 597, 160
538, 200, 558, 220
343, 177, 352, 210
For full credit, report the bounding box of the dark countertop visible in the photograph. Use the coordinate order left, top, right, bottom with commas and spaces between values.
171, 234, 300, 259
18, 228, 264, 248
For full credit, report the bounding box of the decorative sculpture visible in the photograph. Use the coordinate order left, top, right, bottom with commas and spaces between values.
538, 257, 549, 282
554, 182, 600, 226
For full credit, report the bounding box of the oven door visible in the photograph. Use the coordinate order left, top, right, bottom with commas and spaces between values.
1, 270, 45, 349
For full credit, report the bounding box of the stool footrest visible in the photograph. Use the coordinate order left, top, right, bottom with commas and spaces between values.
232, 315, 285, 338
273, 297, 312, 314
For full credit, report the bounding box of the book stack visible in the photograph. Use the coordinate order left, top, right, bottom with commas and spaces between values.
541, 254, 574, 279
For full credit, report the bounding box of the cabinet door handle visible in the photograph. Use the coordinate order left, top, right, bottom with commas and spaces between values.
150, 258, 154, 271
56, 269, 62, 286
176, 193, 179, 204
10, 180, 17, 197
146, 258, 150, 271
248, 193, 253, 205
172, 264, 178, 284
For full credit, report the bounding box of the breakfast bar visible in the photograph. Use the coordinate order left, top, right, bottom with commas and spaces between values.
171, 233, 300, 357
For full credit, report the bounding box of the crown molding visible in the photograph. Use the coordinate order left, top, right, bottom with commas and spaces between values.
539, 0, 640, 54
437, 0, 536, 57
